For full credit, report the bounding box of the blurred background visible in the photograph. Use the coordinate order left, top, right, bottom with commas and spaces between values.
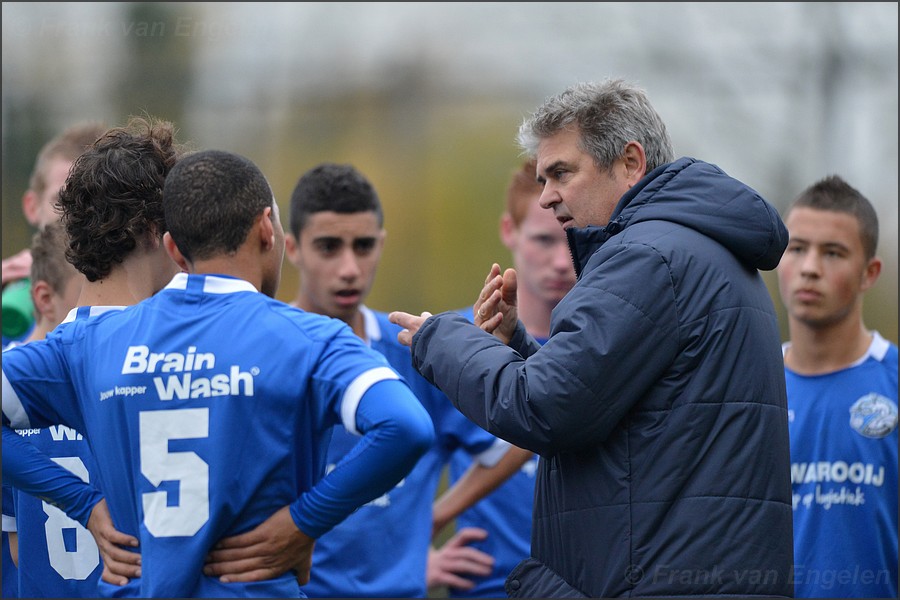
3, 2, 897, 343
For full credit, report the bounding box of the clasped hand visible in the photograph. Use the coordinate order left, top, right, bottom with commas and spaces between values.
389, 263, 519, 345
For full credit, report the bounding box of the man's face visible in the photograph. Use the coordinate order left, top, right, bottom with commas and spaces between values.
285, 210, 384, 322
27, 157, 73, 228
535, 127, 632, 230
504, 197, 575, 306
777, 206, 874, 329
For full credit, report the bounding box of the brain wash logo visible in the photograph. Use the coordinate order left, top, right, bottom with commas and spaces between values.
849, 394, 898, 438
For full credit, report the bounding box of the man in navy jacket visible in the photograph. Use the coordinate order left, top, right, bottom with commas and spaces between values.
391, 79, 793, 598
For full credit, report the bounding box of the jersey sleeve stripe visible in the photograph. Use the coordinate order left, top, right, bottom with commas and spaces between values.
340, 366, 400, 435
475, 438, 511, 467
2, 371, 31, 429
2, 514, 17, 532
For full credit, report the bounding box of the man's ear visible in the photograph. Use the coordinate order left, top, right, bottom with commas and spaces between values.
258, 207, 275, 251
284, 232, 301, 265
621, 141, 647, 187
860, 255, 882, 292
22, 190, 41, 227
499, 213, 517, 250
163, 232, 191, 272
30, 279, 54, 323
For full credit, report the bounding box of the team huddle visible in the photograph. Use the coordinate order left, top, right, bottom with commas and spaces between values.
2, 79, 897, 599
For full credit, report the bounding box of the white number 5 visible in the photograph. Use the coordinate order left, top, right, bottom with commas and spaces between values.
139, 408, 209, 537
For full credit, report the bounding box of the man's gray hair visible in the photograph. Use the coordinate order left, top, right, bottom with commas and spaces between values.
517, 79, 675, 173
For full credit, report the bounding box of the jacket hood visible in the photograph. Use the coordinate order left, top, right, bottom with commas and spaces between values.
568, 157, 788, 274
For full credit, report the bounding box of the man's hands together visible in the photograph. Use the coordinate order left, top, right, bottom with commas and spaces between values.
390, 262, 519, 346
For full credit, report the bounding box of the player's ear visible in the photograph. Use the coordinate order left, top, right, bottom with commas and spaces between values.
860, 255, 882, 292
500, 213, 517, 249
284, 232, 301, 264
22, 190, 41, 227
163, 232, 191, 272
258, 207, 275, 251
30, 279, 55, 323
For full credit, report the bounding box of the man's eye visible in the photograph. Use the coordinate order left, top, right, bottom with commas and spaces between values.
354, 240, 376, 254
317, 241, 340, 254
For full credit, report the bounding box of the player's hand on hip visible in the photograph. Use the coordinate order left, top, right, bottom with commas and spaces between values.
86, 498, 141, 585
426, 527, 494, 591
203, 505, 315, 585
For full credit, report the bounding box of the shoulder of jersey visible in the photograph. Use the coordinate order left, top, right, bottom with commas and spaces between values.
266, 300, 354, 340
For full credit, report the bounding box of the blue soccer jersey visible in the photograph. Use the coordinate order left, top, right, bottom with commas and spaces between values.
12, 426, 101, 597
2, 484, 18, 599
447, 305, 539, 598
1, 273, 433, 598
786, 331, 898, 598
447, 450, 537, 598
6, 307, 111, 598
2, 344, 21, 600
301, 307, 503, 598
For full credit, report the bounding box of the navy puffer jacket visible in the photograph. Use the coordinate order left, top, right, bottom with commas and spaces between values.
410, 158, 793, 597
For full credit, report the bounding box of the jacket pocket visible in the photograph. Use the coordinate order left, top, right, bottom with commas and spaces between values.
505, 557, 588, 598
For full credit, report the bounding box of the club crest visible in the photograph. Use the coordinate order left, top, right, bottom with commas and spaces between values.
849, 393, 898, 438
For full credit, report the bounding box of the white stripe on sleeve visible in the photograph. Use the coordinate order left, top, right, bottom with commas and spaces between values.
2, 370, 31, 429
340, 366, 400, 435
475, 438, 511, 467
2, 514, 17, 532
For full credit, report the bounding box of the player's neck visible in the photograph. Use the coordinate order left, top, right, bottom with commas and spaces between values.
76, 260, 162, 308
23, 323, 52, 343
292, 296, 367, 342
516, 287, 553, 339
190, 252, 263, 294
785, 315, 872, 375
342, 310, 366, 341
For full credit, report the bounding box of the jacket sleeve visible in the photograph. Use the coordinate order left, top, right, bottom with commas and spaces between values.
410, 242, 679, 455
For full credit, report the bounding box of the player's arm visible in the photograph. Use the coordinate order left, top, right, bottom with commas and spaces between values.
2, 342, 107, 526
292, 377, 434, 534
432, 443, 534, 538
2, 483, 18, 567
1, 425, 101, 527
426, 444, 533, 592
8, 531, 18, 567
4, 360, 142, 584
1, 425, 141, 584
204, 377, 434, 584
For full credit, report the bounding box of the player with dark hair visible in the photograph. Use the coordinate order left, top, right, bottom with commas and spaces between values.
3, 149, 434, 597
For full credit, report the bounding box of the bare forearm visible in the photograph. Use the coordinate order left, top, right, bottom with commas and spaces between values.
433, 445, 533, 537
